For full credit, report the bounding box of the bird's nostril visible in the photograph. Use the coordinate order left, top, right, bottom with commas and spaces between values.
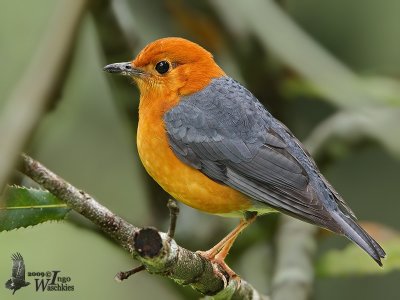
125, 65, 132, 70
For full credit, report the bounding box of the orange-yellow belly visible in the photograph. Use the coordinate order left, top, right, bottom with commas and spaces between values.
137, 116, 252, 215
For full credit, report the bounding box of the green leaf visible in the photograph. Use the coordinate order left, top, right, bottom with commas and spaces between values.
0, 186, 70, 231
316, 223, 400, 277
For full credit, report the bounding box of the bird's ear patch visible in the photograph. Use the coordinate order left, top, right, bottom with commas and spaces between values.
171, 62, 181, 69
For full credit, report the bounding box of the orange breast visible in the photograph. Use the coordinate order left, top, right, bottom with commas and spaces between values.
137, 108, 252, 215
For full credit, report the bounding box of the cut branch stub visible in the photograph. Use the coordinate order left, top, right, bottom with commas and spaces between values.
132, 227, 226, 295
134, 227, 163, 258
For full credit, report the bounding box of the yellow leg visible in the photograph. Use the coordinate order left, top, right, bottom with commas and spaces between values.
198, 212, 257, 277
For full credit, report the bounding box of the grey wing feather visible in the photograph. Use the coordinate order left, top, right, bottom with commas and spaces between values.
164, 77, 340, 229
164, 76, 385, 265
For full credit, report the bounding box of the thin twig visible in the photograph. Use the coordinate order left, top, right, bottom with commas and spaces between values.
115, 265, 146, 282
271, 217, 316, 300
270, 126, 339, 299
269, 135, 322, 299
212, 0, 381, 108
167, 199, 180, 239
19, 153, 268, 299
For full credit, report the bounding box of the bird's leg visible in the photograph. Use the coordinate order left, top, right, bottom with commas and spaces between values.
198, 212, 257, 277
199, 219, 249, 258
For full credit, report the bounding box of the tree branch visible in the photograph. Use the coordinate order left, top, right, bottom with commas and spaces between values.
271, 217, 316, 300
270, 108, 371, 299
19, 153, 268, 299
270, 135, 325, 300
212, 0, 382, 109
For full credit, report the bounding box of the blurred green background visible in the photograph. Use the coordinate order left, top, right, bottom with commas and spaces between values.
1, 0, 400, 299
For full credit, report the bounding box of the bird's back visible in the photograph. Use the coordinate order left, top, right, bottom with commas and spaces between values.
164, 76, 385, 264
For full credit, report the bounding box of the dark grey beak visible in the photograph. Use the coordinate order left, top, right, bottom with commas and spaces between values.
103, 62, 144, 77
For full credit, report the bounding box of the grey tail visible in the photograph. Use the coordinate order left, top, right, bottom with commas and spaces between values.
331, 211, 386, 266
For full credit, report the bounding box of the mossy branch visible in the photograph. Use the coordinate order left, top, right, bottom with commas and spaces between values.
19, 153, 268, 299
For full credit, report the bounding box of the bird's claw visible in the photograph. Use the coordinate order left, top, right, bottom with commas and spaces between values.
196, 250, 239, 280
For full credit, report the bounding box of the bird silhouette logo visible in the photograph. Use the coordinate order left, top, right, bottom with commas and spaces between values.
5, 252, 30, 294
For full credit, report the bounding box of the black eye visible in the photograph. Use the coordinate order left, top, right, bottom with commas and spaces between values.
155, 61, 170, 74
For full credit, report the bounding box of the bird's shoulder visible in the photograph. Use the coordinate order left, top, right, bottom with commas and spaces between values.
164, 76, 284, 150
163, 76, 306, 180
163, 76, 356, 227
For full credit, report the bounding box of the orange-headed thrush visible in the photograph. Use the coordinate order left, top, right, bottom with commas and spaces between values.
104, 37, 385, 272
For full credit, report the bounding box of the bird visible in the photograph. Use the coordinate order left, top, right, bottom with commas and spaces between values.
104, 37, 385, 275
5, 252, 30, 294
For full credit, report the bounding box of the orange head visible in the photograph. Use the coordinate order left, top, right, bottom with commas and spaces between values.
104, 37, 225, 101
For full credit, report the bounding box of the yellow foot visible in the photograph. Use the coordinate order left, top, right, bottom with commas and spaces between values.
196, 213, 257, 280
197, 250, 239, 279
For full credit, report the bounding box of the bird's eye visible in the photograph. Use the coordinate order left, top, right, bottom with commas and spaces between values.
155, 61, 170, 74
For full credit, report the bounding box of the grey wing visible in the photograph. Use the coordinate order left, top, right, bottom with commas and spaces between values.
11, 253, 25, 280
164, 77, 337, 229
